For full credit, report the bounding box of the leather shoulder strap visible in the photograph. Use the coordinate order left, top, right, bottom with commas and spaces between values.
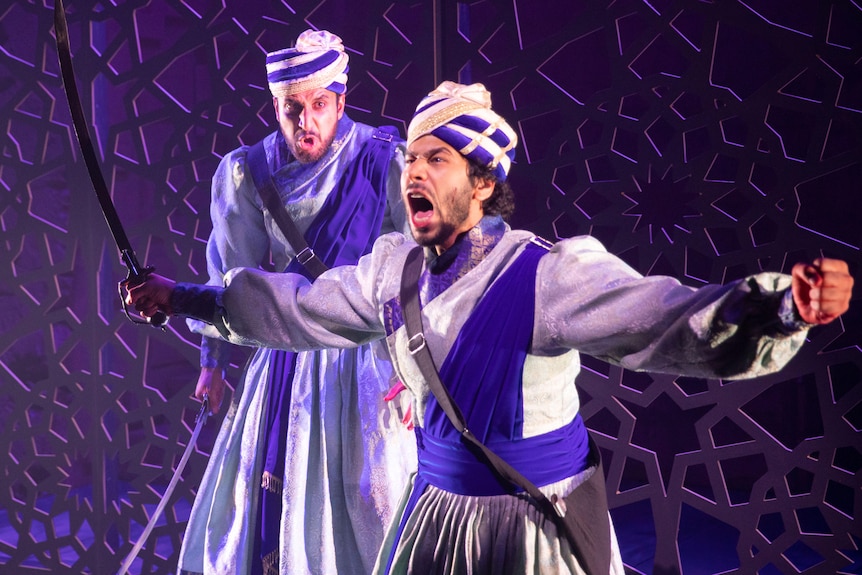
246, 139, 329, 279
400, 246, 468, 429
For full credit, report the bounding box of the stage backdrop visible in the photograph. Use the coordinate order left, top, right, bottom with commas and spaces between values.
1, 1, 860, 574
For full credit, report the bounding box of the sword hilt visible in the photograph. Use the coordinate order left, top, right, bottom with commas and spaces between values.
120, 249, 169, 328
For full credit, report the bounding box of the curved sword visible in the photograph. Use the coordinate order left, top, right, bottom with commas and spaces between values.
116, 396, 211, 575
54, 0, 167, 327
53, 3, 210, 572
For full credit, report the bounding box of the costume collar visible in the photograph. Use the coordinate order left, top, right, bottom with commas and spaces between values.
422, 215, 507, 301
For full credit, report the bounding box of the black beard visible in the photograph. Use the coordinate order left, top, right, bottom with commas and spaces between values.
413, 221, 458, 247
411, 183, 473, 249
290, 131, 335, 164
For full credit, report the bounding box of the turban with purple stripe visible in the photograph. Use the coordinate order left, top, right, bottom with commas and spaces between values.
407, 81, 517, 181
266, 30, 349, 97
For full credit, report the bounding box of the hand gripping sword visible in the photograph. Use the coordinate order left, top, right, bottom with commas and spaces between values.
53, 2, 210, 572
53, 0, 167, 328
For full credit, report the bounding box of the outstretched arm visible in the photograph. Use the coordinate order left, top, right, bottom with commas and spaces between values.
126, 234, 407, 352
534, 236, 855, 380
125, 268, 380, 351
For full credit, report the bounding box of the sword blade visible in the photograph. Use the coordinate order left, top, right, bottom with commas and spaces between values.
116, 395, 211, 575
54, 0, 167, 326
54, 0, 144, 280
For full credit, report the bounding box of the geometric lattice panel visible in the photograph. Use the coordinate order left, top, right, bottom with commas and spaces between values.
1, 1, 433, 573
1, 0, 860, 574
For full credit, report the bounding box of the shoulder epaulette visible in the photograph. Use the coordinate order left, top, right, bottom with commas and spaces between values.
529, 235, 555, 251
372, 126, 401, 143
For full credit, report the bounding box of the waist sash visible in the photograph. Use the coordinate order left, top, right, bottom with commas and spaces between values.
416, 414, 588, 496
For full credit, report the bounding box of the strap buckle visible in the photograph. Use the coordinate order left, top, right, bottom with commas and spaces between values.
550, 493, 567, 517
373, 130, 394, 143
407, 333, 426, 355
295, 247, 316, 265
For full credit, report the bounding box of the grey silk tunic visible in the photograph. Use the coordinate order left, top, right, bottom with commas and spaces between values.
190, 216, 809, 574
178, 117, 416, 575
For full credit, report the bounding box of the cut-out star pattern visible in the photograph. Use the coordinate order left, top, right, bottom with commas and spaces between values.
622, 165, 701, 244
1, 1, 859, 574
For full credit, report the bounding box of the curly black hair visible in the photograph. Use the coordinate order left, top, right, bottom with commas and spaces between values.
467, 160, 515, 221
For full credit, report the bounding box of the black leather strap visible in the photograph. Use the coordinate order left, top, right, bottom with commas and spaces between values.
246, 139, 329, 279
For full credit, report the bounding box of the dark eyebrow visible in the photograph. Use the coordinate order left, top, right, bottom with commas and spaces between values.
406, 146, 453, 158
285, 90, 331, 106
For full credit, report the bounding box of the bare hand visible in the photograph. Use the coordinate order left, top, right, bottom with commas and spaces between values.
196, 366, 227, 415
125, 273, 176, 319
791, 258, 853, 325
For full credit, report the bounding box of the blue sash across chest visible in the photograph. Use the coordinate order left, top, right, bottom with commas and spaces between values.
263, 128, 398, 472
284, 127, 397, 278
417, 242, 589, 495
384, 242, 589, 574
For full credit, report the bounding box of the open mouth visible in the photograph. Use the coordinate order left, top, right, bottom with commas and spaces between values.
407, 191, 435, 227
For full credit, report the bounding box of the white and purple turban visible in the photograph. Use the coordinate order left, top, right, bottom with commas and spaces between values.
266, 29, 349, 97
407, 81, 517, 181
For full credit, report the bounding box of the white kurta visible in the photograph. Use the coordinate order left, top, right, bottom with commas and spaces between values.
179, 117, 416, 575
195, 216, 809, 574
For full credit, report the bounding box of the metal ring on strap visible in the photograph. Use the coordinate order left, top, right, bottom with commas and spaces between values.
407, 333, 426, 354
529, 235, 554, 250
373, 129, 394, 143
295, 247, 316, 265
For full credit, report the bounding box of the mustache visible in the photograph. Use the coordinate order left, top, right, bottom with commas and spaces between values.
295, 130, 319, 140
406, 183, 430, 195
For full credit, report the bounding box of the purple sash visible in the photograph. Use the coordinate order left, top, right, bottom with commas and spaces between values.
285, 126, 398, 278
255, 128, 400, 574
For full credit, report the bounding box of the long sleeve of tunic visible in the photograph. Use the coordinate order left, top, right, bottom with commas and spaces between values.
192, 227, 808, 413
175, 220, 812, 575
